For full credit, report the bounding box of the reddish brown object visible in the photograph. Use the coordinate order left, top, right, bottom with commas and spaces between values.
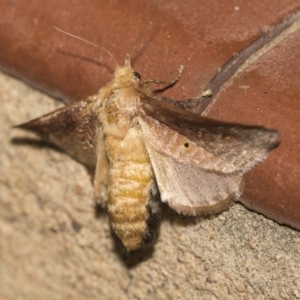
1, 1, 300, 228
206, 28, 300, 228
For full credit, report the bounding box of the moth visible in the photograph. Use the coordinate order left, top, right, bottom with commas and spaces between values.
16, 54, 279, 251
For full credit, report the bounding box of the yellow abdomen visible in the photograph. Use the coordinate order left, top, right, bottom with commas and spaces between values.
106, 127, 158, 250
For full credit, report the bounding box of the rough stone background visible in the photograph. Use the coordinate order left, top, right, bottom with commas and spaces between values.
1, 69, 300, 300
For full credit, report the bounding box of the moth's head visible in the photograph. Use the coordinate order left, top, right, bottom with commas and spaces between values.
112, 54, 142, 88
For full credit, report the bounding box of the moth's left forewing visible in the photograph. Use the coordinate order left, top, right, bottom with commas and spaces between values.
138, 96, 279, 216
139, 96, 279, 175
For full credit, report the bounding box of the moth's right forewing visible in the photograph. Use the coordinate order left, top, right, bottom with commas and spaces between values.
16, 96, 100, 168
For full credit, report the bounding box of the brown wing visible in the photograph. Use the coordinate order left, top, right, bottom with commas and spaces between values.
139, 96, 279, 174
146, 144, 243, 216
15, 96, 100, 168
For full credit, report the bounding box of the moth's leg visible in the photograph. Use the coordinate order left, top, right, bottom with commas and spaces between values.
153, 96, 203, 111
199, 88, 213, 97
93, 130, 109, 209
143, 65, 185, 91
155, 86, 213, 111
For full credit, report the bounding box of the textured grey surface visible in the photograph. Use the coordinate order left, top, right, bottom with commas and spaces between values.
1, 70, 300, 299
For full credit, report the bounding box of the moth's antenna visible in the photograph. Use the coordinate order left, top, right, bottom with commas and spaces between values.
128, 0, 160, 55
53, 26, 118, 66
